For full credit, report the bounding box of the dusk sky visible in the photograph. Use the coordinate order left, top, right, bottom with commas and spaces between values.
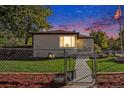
48, 5, 124, 38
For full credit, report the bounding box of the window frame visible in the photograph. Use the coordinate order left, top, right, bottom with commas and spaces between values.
59, 36, 76, 48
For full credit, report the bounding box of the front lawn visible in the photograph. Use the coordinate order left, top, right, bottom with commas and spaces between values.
0, 59, 75, 73
88, 57, 124, 72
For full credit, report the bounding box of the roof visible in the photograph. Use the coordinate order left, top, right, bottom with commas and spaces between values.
78, 34, 93, 39
30, 30, 79, 34
30, 30, 93, 39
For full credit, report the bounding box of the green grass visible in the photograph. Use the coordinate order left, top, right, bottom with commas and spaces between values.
0, 59, 75, 73
88, 57, 124, 72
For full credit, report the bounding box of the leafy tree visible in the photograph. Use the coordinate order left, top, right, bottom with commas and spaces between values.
108, 37, 120, 51
89, 30, 109, 50
0, 31, 16, 47
0, 5, 52, 45
94, 44, 102, 54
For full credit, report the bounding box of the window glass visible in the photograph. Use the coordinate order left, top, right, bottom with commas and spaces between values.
60, 36, 75, 48
60, 36, 64, 47
71, 36, 75, 47
64, 36, 71, 47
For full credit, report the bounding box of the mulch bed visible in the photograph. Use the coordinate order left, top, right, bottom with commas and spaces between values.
0, 73, 65, 88
97, 72, 124, 88
1, 72, 124, 88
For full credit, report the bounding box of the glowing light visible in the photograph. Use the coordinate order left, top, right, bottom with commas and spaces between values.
60, 36, 76, 48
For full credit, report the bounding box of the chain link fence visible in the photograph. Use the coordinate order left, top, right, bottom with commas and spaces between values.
65, 52, 96, 84
0, 48, 71, 73
0, 48, 75, 87
0, 48, 97, 87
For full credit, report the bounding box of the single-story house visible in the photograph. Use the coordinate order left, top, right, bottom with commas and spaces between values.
30, 30, 94, 58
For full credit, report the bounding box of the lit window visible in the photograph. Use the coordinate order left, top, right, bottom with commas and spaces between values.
60, 36, 76, 48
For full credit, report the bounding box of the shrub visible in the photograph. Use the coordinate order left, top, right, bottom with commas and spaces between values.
94, 44, 102, 54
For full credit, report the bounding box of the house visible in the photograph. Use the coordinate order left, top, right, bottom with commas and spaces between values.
30, 30, 94, 58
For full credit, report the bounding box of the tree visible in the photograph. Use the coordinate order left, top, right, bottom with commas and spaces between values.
89, 30, 109, 50
108, 37, 120, 51
0, 30, 16, 47
94, 44, 102, 54
0, 5, 52, 45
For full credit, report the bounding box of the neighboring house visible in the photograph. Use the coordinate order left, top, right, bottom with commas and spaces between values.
30, 30, 93, 57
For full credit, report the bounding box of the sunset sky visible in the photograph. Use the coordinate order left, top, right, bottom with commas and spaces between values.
48, 5, 124, 38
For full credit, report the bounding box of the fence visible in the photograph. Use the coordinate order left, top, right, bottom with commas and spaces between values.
65, 52, 96, 85
0, 48, 77, 83
0, 48, 33, 60
95, 51, 124, 73
0, 48, 97, 86
94, 52, 124, 88
0, 48, 67, 72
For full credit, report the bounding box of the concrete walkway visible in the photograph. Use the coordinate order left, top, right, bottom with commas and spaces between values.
73, 57, 93, 83
63, 78, 96, 88
63, 55, 94, 88
63, 83, 96, 88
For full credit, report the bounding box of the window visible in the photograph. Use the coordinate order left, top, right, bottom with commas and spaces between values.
60, 36, 76, 48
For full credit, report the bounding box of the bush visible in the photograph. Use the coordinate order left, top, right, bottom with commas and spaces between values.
94, 44, 102, 54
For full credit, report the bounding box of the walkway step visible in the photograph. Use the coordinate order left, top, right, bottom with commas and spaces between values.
63, 82, 96, 88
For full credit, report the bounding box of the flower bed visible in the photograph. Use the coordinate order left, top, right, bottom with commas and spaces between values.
97, 73, 124, 88
0, 73, 65, 88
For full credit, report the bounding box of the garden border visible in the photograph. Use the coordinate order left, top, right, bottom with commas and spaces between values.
97, 72, 124, 74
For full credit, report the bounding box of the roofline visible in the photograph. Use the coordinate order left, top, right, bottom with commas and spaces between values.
78, 37, 93, 39
30, 32, 79, 35
29, 31, 93, 39
29, 30, 79, 35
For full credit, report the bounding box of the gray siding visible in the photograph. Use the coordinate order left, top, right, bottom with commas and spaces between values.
33, 34, 77, 57
33, 34, 60, 49
77, 38, 94, 52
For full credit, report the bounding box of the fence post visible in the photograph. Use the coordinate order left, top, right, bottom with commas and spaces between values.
93, 52, 97, 85
92, 53, 94, 78
64, 49, 67, 83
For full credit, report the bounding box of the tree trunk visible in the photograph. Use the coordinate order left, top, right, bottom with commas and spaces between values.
25, 33, 30, 45
25, 37, 29, 45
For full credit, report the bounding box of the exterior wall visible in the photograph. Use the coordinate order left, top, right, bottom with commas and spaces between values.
33, 34, 60, 49
33, 34, 77, 57
77, 38, 94, 52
